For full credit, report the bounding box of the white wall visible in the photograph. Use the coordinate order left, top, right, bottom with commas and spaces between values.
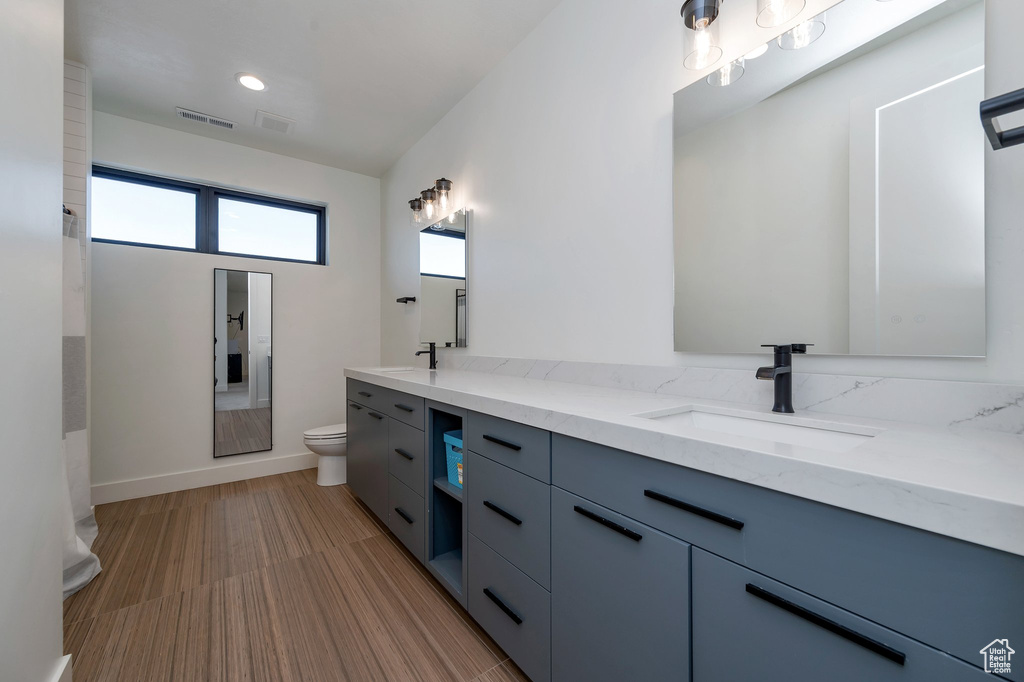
380, 0, 1024, 385
0, 0, 69, 680
91, 113, 381, 500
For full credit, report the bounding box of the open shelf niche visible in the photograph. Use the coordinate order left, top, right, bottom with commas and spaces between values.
425, 403, 468, 604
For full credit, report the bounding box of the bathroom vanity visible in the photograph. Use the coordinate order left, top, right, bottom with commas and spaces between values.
345, 367, 1024, 682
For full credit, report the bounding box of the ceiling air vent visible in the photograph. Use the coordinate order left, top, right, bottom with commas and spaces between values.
255, 110, 295, 134
175, 107, 236, 130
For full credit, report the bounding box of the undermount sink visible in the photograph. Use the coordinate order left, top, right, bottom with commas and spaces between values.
379, 366, 416, 373
635, 406, 882, 453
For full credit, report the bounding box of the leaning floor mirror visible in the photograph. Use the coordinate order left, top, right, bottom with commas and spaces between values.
214, 269, 273, 457
673, 0, 986, 356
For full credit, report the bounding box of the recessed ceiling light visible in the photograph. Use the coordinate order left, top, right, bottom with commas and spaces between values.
235, 73, 266, 91
744, 43, 769, 60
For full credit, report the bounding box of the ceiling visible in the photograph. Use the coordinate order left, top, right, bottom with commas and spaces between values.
66, 0, 562, 177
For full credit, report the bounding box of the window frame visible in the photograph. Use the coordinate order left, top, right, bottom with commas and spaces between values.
91, 165, 327, 265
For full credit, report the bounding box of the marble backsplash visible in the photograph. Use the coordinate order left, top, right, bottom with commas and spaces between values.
438, 355, 1024, 436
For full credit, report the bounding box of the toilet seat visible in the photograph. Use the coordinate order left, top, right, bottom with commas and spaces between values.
303, 423, 347, 441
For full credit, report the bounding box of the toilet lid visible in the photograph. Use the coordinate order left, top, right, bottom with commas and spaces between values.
304, 423, 347, 439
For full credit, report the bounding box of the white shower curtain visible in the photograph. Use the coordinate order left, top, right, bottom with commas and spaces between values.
62, 209, 100, 598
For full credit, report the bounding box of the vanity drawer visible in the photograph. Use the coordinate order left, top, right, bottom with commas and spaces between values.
692, 548, 992, 682
384, 391, 425, 430
466, 412, 550, 483
467, 451, 551, 589
388, 419, 426, 496
347, 378, 391, 413
387, 476, 425, 562
552, 433, 1024, 676
468, 534, 551, 682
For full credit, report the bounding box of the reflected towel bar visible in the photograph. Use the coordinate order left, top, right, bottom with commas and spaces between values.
981, 87, 1024, 150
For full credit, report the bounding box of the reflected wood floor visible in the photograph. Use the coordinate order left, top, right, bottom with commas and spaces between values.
215, 407, 272, 457
64, 470, 527, 682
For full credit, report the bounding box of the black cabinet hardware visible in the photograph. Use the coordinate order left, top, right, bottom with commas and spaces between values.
745, 584, 906, 666
644, 489, 744, 530
358, 391, 372, 398
394, 448, 415, 461
394, 507, 414, 525
482, 434, 522, 451
574, 505, 642, 542
396, 296, 417, 304
350, 404, 362, 411
368, 412, 384, 421
483, 500, 523, 526
483, 588, 523, 625
394, 403, 415, 413
981, 87, 1024, 150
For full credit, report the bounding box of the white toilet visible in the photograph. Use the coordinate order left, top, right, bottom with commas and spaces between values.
303, 423, 347, 486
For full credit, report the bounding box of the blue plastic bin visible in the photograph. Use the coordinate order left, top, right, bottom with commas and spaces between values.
443, 430, 464, 488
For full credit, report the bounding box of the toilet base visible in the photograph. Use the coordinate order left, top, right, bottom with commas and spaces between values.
316, 455, 347, 486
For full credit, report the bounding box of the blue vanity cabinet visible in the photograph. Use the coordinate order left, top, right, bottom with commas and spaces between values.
691, 548, 994, 682
550, 487, 690, 682
346, 399, 388, 522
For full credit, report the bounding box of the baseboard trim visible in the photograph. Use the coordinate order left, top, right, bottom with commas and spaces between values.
50, 655, 72, 682
91, 451, 317, 505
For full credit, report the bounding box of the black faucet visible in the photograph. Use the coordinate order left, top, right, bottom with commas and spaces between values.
756, 344, 812, 413
415, 342, 437, 370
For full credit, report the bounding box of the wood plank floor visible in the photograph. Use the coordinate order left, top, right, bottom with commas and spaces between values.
64, 470, 528, 682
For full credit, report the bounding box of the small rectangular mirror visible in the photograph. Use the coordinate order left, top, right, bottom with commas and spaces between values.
214, 269, 272, 457
672, 0, 986, 356
419, 208, 468, 348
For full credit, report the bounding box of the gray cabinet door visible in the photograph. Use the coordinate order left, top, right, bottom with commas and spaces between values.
551, 487, 690, 682
346, 401, 388, 522
691, 548, 994, 682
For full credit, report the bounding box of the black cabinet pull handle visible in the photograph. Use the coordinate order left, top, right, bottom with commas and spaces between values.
368, 412, 384, 421
358, 391, 372, 398
483, 588, 523, 625
394, 403, 415, 413
394, 448, 415, 461
482, 434, 522, 451
350, 404, 363, 411
394, 507, 414, 525
483, 500, 523, 526
574, 505, 642, 542
644, 489, 744, 530
745, 584, 906, 666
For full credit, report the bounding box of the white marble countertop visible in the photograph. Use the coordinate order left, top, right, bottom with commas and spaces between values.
346, 367, 1024, 556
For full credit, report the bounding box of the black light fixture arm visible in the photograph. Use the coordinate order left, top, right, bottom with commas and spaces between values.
981, 87, 1024, 150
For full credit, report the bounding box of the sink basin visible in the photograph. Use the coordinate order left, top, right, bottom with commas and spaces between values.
635, 407, 881, 453
378, 366, 417, 373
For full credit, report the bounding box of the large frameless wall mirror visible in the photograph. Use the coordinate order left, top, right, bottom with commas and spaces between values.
214, 269, 273, 457
673, 0, 986, 356
419, 208, 468, 348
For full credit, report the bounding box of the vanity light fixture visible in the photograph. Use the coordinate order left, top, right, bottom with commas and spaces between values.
420, 188, 437, 219
777, 11, 826, 50
434, 178, 452, 213
756, 0, 805, 28
235, 73, 266, 91
744, 43, 769, 60
707, 58, 745, 86
681, 0, 723, 70
409, 198, 424, 224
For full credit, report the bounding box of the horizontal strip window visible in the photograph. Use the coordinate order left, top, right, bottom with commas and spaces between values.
91, 166, 327, 265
